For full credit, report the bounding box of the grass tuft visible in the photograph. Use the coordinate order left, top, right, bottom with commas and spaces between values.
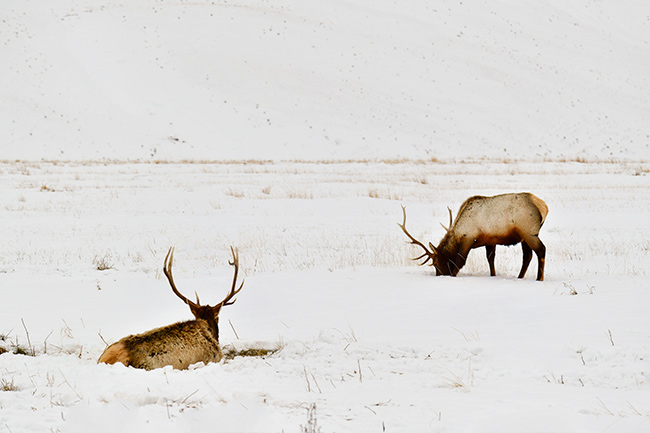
222, 346, 280, 361
12, 345, 33, 356
300, 403, 322, 433
0, 344, 34, 357
93, 253, 115, 271
1, 377, 17, 392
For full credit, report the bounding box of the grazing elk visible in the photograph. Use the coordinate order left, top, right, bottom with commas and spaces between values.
98, 247, 244, 370
399, 193, 548, 281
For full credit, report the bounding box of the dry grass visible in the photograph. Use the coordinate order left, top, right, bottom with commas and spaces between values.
222, 346, 280, 361
285, 188, 314, 199
367, 188, 402, 200
224, 187, 245, 198
300, 403, 322, 433
442, 358, 475, 391
5, 155, 647, 167
0, 343, 34, 357
1, 377, 17, 392
93, 253, 115, 271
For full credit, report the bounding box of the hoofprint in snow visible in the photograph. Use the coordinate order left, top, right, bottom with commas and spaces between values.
1, 160, 649, 433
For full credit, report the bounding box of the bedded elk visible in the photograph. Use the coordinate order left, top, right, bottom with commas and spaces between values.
98, 247, 244, 370
399, 193, 548, 281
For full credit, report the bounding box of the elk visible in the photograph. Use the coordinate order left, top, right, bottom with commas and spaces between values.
98, 247, 244, 370
399, 193, 548, 281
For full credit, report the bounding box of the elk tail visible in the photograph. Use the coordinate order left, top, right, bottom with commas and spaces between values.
529, 193, 549, 225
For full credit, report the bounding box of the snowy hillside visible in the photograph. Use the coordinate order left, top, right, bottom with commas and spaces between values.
1, 0, 649, 162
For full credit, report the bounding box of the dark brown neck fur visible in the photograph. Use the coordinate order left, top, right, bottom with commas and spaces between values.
190, 305, 221, 343
435, 233, 461, 275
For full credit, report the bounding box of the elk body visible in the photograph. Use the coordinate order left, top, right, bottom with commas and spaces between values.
98, 247, 244, 370
399, 193, 548, 281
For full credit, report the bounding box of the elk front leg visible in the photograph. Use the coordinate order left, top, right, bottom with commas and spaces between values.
533, 239, 546, 281
485, 245, 496, 276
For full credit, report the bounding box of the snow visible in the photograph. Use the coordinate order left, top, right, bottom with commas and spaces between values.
1, 161, 649, 432
1, 0, 649, 162
1, 0, 649, 432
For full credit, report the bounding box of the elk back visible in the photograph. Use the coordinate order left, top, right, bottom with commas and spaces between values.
98, 320, 223, 370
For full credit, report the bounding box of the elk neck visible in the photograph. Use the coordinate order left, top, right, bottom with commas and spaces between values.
434, 232, 462, 275
202, 315, 220, 343
190, 305, 222, 343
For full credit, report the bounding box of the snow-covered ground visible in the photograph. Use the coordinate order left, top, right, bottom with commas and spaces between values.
1, 160, 649, 432
1, 0, 649, 432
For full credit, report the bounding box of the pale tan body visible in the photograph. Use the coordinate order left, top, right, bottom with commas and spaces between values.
98, 320, 223, 370
452, 193, 548, 247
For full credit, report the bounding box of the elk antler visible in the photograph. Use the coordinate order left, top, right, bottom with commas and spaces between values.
440, 206, 453, 233
398, 206, 437, 266
163, 247, 199, 308
215, 246, 244, 308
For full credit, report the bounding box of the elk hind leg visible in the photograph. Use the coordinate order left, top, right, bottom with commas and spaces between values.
485, 245, 496, 276
518, 242, 532, 279
521, 235, 546, 281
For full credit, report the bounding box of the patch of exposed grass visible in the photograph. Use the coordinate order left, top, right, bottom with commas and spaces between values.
223, 346, 279, 361
0, 344, 33, 356
1, 332, 35, 356
93, 252, 115, 271
1, 377, 17, 392
224, 187, 245, 198
12, 345, 33, 356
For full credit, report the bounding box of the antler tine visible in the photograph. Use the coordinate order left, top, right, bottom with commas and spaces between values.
397, 205, 436, 266
218, 246, 244, 308
439, 206, 454, 233
413, 252, 433, 266
163, 247, 199, 308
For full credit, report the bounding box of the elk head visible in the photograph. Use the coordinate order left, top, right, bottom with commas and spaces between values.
163, 246, 243, 342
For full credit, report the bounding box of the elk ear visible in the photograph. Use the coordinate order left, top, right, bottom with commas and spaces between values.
188, 302, 202, 318
429, 242, 437, 253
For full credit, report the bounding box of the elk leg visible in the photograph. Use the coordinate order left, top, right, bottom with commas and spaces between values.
518, 242, 533, 279
485, 245, 496, 276
521, 235, 546, 281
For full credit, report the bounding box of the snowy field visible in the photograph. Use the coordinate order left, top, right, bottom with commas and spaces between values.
1, 0, 650, 432
1, 160, 649, 433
